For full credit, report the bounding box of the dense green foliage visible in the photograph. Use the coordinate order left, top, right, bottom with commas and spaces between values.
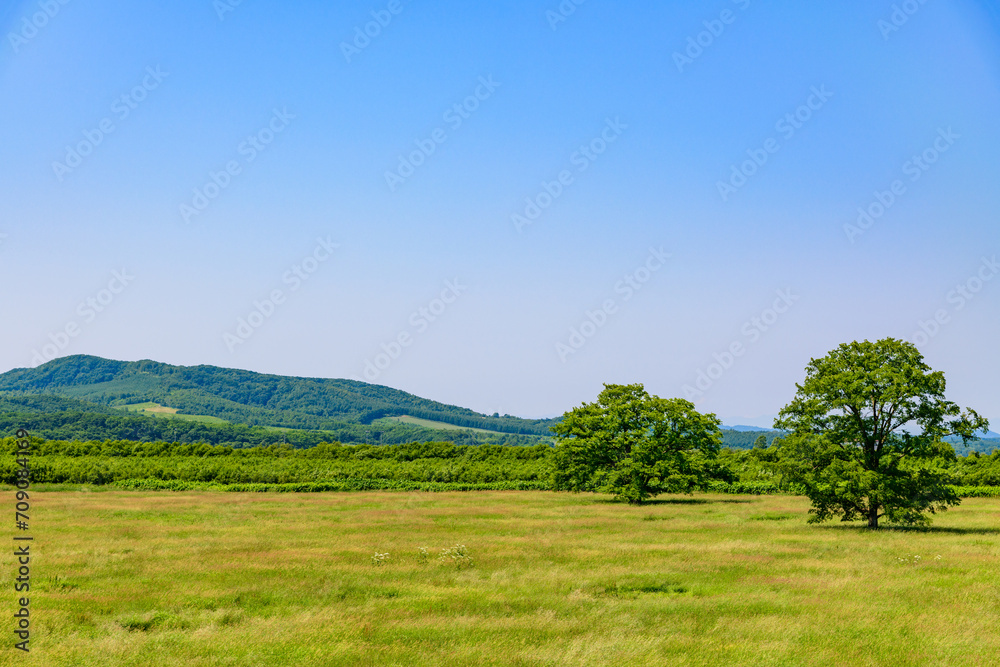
5, 356, 994, 458
113, 478, 551, 492
4, 343, 998, 515
0, 393, 545, 448
4, 433, 1000, 499
0, 437, 553, 486
947, 437, 1000, 456
724, 443, 1000, 491
0, 391, 815, 453
0, 355, 556, 435
774, 338, 989, 528
717, 430, 999, 455
551, 384, 724, 504
718, 429, 782, 449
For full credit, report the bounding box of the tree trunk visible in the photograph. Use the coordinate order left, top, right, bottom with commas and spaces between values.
867, 504, 879, 529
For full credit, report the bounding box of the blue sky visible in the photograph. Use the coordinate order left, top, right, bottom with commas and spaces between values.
2, 0, 998, 424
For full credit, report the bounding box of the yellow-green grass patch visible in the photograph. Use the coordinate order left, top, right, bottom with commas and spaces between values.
378, 415, 506, 434
2, 490, 999, 665
112, 402, 228, 426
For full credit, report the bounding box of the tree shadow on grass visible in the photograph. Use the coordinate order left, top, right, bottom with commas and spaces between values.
595, 497, 756, 506
817, 524, 1000, 535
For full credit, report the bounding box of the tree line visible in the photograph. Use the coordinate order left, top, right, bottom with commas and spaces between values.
3, 431, 999, 494
549, 338, 992, 528
3, 338, 996, 529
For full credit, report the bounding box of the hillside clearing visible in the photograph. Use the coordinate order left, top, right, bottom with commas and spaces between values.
378, 415, 511, 434
113, 402, 229, 425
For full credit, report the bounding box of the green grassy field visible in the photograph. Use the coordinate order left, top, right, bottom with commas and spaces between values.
113, 402, 229, 426
3, 490, 999, 666
115, 401, 174, 414
378, 415, 505, 434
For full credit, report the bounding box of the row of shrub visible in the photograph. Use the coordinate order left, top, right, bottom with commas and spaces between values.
707, 481, 1000, 498
0, 438, 552, 461
708, 481, 786, 495
5, 437, 1000, 495
108, 478, 1000, 498
0, 456, 550, 486
113, 478, 552, 492
950, 486, 1000, 498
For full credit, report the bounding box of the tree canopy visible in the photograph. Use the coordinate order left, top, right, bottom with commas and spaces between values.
551, 384, 722, 504
774, 338, 988, 528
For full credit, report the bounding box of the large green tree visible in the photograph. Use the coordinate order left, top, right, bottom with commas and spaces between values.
551, 384, 722, 504
774, 338, 988, 528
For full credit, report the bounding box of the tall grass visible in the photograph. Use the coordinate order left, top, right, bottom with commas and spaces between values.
2, 490, 999, 665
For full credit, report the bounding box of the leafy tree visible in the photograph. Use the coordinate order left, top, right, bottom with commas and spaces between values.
774, 338, 988, 528
551, 384, 722, 504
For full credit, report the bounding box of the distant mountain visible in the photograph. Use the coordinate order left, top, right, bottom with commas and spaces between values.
0, 355, 556, 439
718, 414, 779, 430
0, 390, 539, 448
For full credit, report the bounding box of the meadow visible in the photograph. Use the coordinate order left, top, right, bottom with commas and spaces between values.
2, 488, 999, 666
379, 415, 508, 434
114, 403, 229, 426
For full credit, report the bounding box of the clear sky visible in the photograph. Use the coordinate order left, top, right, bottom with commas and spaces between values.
2, 0, 998, 425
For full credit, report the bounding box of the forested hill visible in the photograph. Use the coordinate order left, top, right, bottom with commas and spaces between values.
5, 356, 991, 453
0, 355, 556, 436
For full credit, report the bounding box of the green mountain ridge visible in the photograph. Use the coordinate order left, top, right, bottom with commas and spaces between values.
0, 355, 555, 436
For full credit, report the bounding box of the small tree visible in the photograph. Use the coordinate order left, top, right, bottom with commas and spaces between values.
551, 384, 722, 504
774, 338, 988, 528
